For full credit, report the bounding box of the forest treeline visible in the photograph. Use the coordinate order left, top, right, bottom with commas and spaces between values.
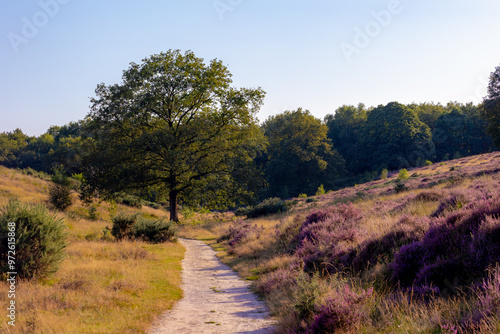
0, 100, 494, 206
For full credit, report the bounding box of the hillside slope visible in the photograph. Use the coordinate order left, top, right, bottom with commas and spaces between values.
181, 151, 500, 333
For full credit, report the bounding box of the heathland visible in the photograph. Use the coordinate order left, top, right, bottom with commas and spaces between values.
0, 166, 183, 334
180, 151, 500, 333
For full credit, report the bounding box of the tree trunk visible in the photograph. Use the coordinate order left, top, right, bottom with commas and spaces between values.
169, 190, 179, 222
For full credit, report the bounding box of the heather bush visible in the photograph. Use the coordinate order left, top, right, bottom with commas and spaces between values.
304, 285, 373, 334
294, 205, 363, 273
390, 196, 500, 292
353, 216, 430, 273
217, 221, 263, 252
0, 200, 67, 279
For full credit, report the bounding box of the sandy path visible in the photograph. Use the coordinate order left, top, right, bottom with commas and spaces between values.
149, 238, 276, 334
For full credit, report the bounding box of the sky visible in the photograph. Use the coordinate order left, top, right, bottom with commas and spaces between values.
1, 0, 500, 136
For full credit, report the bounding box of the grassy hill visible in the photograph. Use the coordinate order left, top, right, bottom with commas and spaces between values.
181, 151, 500, 333
0, 166, 183, 334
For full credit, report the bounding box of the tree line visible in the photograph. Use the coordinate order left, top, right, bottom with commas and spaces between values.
0, 50, 498, 220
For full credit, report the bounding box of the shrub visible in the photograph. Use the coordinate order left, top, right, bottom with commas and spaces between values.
49, 183, 73, 211
88, 204, 99, 220
133, 218, 177, 243
398, 169, 409, 181
111, 213, 176, 243
116, 194, 142, 208
0, 200, 67, 279
315, 185, 326, 196
394, 179, 407, 193
424, 160, 433, 166
380, 169, 388, 179
298, 193, 308, 199
111, 213, 138, 241
237, 198, 288, 219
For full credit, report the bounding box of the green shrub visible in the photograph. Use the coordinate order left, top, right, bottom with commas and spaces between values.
49, 183, 73, 211
298, 193, 308, 199
88, 204, 99, 220
424, 160, 433, 166
133, 218, 177, 243
111, 213, 137, 241
0, 200, 67, 279
380, 169, 388, 179
111, 213, 176, 243
394, 179, 407, 193
236, 198, 288, 219
116, 194, 142, 208
315, 185, 326, 196
49, 169, 73, 211
398, 168, 409, 181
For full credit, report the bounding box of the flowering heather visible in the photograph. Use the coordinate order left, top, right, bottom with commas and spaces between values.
390, 195, 500, 291
294, 204, 363, 273
217, 220, 262, 247
303, 285, 373, 334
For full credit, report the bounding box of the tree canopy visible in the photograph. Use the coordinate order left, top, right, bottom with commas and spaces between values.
482, 64, 500, 148
81, 50, 266, 221
356, 102, 435, 171
263, 109, 345, 198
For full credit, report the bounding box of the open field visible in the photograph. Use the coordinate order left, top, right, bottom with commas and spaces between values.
0, 166, 184, 334
179, 151, 500, 333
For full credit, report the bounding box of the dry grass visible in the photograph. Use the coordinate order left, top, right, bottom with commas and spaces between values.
0, 167, 184, 333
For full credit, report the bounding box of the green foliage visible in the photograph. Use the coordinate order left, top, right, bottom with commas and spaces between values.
115, 194, 142, 208
433, 106, 493, 160
263, 108, 345, 198
298, 193, 308, 199
325, 103, 368, 171
424, 160, 433, 166
380, 169, 388, 179
111, 214, 137, 241
482, 64, 500, 148
398, 169, 409, 181
394, 179, 407, 193
0, 200, 67, 279
49, 169, 73, 211
356, 102, 435, 171
235, 197, 288, 218
315, 184, 326, 196
133, 219, 177, 243
111, 213, 176, 243
82, 50, 266, 221
88, 204, 99, 220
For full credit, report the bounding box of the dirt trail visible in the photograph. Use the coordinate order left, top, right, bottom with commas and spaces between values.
149, 238, 275, 334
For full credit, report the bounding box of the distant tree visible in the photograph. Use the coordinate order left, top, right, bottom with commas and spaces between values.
408, 102, 447, 130
482, 64, 500, 148
263, 109, 345, 198
81, 50, 266, 221
0, 129, 31, 168
433, 105, 493, 161
356, 102, 435, 171
325, 104, 368, 173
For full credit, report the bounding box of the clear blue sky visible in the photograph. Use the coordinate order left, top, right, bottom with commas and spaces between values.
1, 0, 500, 135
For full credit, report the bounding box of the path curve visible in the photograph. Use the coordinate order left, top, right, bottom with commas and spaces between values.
149, 238, 275, 334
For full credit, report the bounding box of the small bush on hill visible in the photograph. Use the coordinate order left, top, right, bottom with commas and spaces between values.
380, 168, 388, 179
235, 197, 288, 218
49, 170, 73, 211
0, 200, 67, 279
315, 185, 326, 196
398, 169, 409, 181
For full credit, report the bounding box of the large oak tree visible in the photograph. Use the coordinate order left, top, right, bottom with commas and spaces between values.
82, 50, 265, 221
